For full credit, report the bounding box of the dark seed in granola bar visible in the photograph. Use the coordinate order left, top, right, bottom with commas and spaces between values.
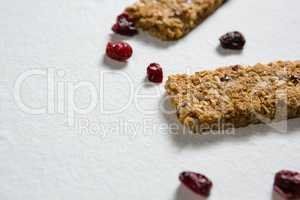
220, 74, 231, 82
219, 31, 246, 50
274, 170, 300, 200
232, 65, 240, 71
179, 171, 213, 197
290, 75, 300, 84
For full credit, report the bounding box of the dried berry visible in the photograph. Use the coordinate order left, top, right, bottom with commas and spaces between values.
147, 63, 163, 83
219, 31, 246, 50
106, 41, 133, 62
274, 170, 300, 199
112, 13, 138, 36
179, 171, 213, 197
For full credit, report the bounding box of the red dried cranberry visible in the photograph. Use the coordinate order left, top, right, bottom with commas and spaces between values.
179, 171, 213, 197
106, 41, 133, 62
112, 13, 138, 36
219, 31, 246, 50
147, 63, 163, 83
274, 170, 300, 199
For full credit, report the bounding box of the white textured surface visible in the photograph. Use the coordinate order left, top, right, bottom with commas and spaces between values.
0, 0, 300, 200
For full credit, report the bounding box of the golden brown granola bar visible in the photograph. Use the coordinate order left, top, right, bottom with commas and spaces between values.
165, 61, 300, 132
125, 0, 225, 40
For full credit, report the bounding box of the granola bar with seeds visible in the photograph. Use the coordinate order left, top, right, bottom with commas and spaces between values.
125, 0, 226, 40
165, 61, 300, 132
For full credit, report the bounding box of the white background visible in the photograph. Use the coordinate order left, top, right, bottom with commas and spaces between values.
0, 0, 300, 199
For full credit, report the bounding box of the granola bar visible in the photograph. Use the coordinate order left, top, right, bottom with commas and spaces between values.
165, 61, 300, 132
125, 0, 225, 40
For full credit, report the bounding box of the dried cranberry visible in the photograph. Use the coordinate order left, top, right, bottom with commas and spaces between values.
112, 13, 138, 36
179, 171, 213, 197
106, 41, 133, 62
274, 170, 300, 199
219, 31, 246, 50
147, 63, 163, 83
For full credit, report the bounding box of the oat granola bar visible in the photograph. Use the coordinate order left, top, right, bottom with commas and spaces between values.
125, 0, 225, 40
165, 61, 300, 132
